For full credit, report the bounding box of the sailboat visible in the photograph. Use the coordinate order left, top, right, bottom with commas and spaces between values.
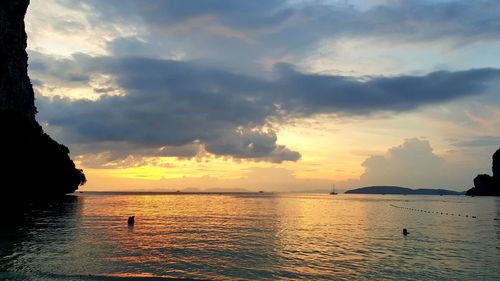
330, 184, 337, 195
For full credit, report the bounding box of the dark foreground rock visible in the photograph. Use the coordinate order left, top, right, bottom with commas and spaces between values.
0, 0, 86, 197
0, 111, 86, 196
465, 148, 500, 196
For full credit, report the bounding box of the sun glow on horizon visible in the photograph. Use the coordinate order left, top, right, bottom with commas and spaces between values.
25, 0, 500, 192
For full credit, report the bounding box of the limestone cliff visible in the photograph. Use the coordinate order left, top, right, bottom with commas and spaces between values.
465, 148, 500, 196
0, 0, 86, 196
0, 0, 36, 119
493, 149, 500, 178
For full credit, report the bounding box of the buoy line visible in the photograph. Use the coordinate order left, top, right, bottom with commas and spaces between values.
389, 204, 478, 219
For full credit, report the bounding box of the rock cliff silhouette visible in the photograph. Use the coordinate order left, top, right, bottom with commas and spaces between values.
465, 148, 500, 196
0, 0, 86, 197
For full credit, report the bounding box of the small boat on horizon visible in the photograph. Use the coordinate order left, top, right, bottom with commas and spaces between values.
330, 184, 337, 195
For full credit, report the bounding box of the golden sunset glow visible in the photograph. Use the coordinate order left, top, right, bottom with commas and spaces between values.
23, 0, 500, 192
3, 0, 500, 280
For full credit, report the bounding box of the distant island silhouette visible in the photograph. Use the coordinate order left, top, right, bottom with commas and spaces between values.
345, 186, 464, 195
465, 148, 500, 196
0, 0, 86, 197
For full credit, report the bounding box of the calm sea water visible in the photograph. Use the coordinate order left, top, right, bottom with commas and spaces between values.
1, 193, 499, 280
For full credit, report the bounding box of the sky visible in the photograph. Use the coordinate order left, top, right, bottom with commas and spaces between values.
24, 0, 500, 192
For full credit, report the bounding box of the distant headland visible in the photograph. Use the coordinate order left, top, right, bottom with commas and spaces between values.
0, 0, 86, 197
345, 186, 464, 195
465, 148, 500, 196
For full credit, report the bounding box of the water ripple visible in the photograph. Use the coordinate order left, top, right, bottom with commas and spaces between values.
1, 194, 499, 280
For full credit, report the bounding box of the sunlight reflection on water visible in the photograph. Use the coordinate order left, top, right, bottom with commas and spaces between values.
1, 193, 499, 280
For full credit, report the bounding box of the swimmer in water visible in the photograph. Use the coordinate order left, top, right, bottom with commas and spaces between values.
403, 228, 409, 236
128, 216, 135, 226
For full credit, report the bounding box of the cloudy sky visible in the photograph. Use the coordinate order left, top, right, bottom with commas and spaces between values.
25, 0, 500, 192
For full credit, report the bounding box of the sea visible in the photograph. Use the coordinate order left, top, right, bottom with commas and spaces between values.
1, 193, 499, 280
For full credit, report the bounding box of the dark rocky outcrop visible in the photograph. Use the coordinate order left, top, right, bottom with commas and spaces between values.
465, 148, 500, 196
345, 186, 463, 195
493, 149, 500, 178
0, 0, 86, 197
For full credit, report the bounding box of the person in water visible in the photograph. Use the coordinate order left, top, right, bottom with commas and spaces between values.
403, 228, 409, 236
128, 216, 135, 226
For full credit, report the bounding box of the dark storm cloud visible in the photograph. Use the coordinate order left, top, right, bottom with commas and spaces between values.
76, 0, 288, 28
61, 0, 500, 45
273, 64, 500, 115
106, 37, 156, 57
49, 0, 500, 80
32, 53, 500, 162
28, 52, 92, 87
33, 53, 297, 162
